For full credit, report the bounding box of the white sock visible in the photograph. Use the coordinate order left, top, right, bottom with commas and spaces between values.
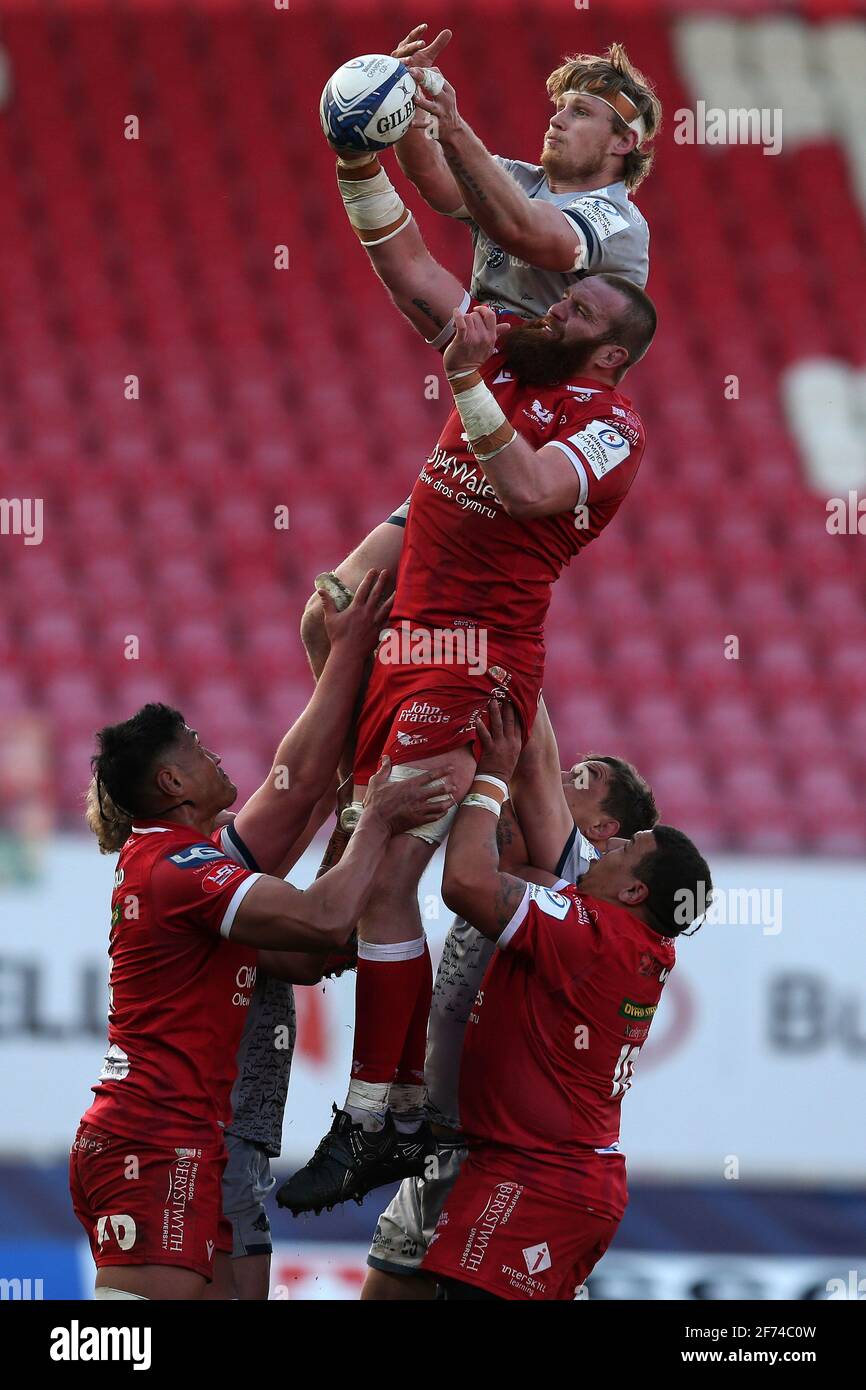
389, 1082, 428, 1133
344, 1079, 390, 1131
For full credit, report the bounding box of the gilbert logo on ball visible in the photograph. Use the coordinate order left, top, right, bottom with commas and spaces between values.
320, 54, 418, 152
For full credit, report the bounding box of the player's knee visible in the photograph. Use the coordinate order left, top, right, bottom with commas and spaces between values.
301, 589, 331, 678
300, 589, 324, 650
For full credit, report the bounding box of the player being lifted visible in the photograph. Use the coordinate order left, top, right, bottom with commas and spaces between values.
276, 83, 657, 1214
302, 27, 662, 761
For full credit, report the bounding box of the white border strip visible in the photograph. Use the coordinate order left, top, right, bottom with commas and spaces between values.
496, 882, 531, 950
426, 289, 472, 349
546, 439, 589, 506
219, 872, 262, 939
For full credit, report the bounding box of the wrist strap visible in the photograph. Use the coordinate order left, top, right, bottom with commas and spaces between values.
462, 793, 502, 817
446, 367, 482, 383
473, 773, 508, 798
448, 375, 516, 460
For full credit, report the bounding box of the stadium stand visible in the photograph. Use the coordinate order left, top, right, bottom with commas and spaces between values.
0, 0, 864, 855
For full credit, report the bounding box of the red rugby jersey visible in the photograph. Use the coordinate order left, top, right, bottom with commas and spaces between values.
392, 354, 645, 659
458, 881, 675, 1204
82, 820, 261, 1146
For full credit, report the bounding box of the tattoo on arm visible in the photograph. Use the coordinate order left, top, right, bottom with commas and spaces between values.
495, 815, 514, 853
494, 874, 527, 930
442, 152, 488, 206
411, 298, 445, 329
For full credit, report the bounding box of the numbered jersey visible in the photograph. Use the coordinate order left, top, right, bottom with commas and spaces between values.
82, 820, 261, 1146
466, 161, 649, 319
458, 883, 675, 1190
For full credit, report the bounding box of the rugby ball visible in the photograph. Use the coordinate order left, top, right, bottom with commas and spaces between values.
320, 54, 417, 151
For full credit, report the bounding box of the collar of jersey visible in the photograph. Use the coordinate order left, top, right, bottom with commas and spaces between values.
536, 176, 628, 201
564, 374, 625, 397
130, 819, 203, 836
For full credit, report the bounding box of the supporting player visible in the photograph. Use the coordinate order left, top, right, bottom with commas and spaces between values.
70, 576, 455, 1300
422, 702, 712, 1300
275, 141, 656, 1215
363, 699, 659, 1298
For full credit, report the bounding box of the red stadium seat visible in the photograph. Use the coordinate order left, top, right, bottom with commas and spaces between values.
0, 2, 861, 853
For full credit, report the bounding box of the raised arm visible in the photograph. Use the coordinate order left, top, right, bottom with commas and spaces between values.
230, 570, 391, 876
232, 763, 455, 950
509, 697, 574, 874
441, 306, 582, 519
334, 147, 468, 343
410, 73, 585, 273
440, 702, 528, 940
494, 799, 560, 890
391, 24, 466, 216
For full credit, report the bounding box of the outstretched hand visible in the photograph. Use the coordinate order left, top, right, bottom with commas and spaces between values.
392, 21, 452, 70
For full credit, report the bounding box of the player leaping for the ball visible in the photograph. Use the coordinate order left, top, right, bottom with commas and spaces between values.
389, 24, 660, 310
301, 28, 662, 796
275, 122, 657, 1215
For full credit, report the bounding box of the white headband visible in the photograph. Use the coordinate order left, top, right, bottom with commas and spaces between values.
574, 85, 647, 146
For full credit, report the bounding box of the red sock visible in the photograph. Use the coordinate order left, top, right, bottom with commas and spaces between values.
394, 942, 432, 1087
351, 939, 428, 1085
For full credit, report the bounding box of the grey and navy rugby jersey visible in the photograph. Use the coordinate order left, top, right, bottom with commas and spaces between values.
464, 157, 649, 319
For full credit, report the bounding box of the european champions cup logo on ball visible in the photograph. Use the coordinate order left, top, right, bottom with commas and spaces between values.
320, 53, 444, 152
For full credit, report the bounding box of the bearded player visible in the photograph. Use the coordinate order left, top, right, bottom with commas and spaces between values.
303, 32, 661, 675
275, 125, 656, 1214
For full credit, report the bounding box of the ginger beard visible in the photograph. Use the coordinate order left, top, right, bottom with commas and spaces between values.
500, 317, 606, 387
539, 132, 610, 186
